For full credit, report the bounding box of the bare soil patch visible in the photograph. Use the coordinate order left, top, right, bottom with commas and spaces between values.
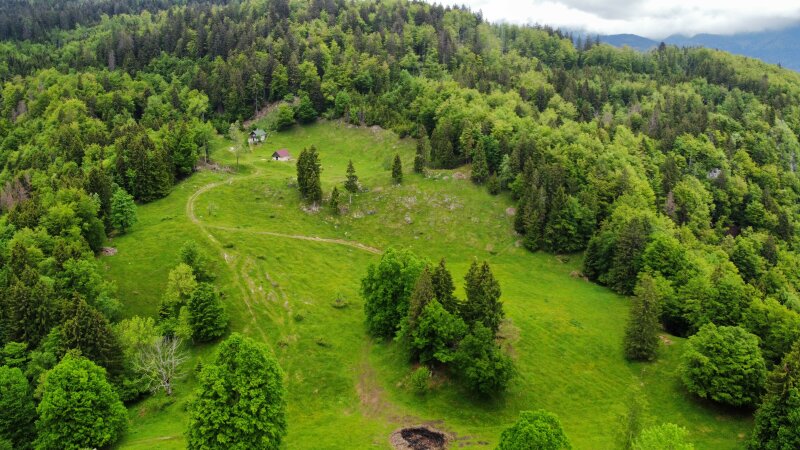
100, 247, 117, 256
390, 426, 450, 450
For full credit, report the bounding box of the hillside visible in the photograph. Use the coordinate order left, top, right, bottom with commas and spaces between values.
103, 122, 752, 448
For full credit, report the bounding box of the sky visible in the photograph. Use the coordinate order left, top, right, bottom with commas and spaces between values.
444, 0, 800, 39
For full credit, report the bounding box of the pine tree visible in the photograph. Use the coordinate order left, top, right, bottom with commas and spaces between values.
0, 366, 36, 449
187, 283, 228, 343
85, 166, 113, 231
431, 258, 458, 314
392, 154, 403, 184
7, 267, 56, 349
60, 297, 124, 377
329, 186, 340, 215
406, 268, 435, 334
471, 140, 489, 184
414, 128, 430, 173
297, 146, 322, 204
461, 261, 504, 335
750, 340, 800, 449
624, 274, 662, 361
344, 160, 359, 193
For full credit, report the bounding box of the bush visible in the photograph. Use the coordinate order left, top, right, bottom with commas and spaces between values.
497, 410, 571, 450
680, 324, 766, 406
410, 366, 431, 395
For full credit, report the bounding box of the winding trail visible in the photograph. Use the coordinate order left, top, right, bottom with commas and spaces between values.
186, 171, 382, 254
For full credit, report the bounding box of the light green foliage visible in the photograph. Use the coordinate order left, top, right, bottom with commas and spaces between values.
497, 410, 571, 450
750, 341, 800, 450
187, 333, 286, 449
455, 323, 515, 395
295, 93, 317, 123
110, 187, 137, 234
633, 423, 694, 450
187, 283, 228, 343
410, 366, 431, 395
680, 324, 766, 406
113, 315, 159, 400
0, 366, 36, 449
411, 299, 467, 364
624, 274, 662, 361
361, 248, 427, 338
35, 353, 127, 450
275, 103, 295, 130
179, 240, 216, 282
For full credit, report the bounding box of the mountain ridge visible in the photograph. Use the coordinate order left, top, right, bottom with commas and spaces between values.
599, 25, 800, 71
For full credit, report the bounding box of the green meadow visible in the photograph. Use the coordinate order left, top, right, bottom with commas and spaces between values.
102, 121, 751, 449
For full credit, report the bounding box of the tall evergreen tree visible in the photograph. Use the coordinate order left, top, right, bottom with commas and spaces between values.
461, 261, 504, 335
85, 166, 113, 231
624, 274, 662, 362
431, 258, 458, 314
329, 186, 340, 215
471, 140, 489, 184
392, 154, 403, 184
187, 283, 228, 343
6, 267, 56, 349
750, 340, 800, 449
296, 146, 322, 204
60, 297, 124, 377
414, 128, 430, 173
344, 160, 359, 193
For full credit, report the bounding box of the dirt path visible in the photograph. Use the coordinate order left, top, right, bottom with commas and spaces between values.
186, 171, 381, 254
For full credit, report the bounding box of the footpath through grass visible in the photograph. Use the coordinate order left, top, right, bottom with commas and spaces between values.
103, 121, 751, 449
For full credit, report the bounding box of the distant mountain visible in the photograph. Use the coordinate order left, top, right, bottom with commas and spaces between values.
600, 25, 800, 71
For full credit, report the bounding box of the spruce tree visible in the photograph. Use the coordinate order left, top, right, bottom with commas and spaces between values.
406, 268, 435, 335
624, 274, 662, 361
392, 154, 403, 184
7, 267, 55, 348
188, 283, 228, 343
60, 297, 124, 377
414, 128, 430, 173
296, 146, 322, 204
431, 258, 458, 314
750, 340, 800, 449
85, 166, 113, 231
344, 160, 359, 193
329, 186, 340, 214
471, 140, 489, 184
461, 261, 504, 335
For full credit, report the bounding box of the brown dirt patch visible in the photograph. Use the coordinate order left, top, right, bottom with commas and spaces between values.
659, 335, 674, 345
506, 207, 517, 216
390, 426, 450, 450
100, 247, 117, 256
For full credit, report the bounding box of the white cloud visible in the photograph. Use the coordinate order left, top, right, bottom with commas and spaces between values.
445, 0, 800, 38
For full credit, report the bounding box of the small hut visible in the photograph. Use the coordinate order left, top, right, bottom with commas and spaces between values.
272, 149, 291, 161
249, 129, 267, 144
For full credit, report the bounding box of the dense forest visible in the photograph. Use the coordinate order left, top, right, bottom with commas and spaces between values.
2, 0, 800, 448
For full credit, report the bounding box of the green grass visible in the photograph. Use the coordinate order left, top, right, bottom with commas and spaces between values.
103, 121, 752, 449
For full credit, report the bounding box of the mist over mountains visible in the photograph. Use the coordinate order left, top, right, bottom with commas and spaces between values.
599, 25, 800, 71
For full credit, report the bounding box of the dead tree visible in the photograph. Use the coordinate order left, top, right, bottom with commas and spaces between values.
135, 336, 189, 396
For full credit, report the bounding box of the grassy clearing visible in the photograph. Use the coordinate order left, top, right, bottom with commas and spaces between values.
103, 121, 751, 449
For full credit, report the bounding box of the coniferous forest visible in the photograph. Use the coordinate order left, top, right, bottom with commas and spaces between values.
2, 0, 800, 449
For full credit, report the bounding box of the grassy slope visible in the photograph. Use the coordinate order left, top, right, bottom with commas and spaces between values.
103, 121, 751, 449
